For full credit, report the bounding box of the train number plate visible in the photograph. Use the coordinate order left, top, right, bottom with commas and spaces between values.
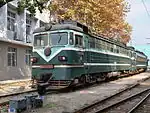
40, 65, 54, 69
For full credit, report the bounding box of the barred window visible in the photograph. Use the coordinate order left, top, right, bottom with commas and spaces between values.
26, 18, 32, 35
7, 11, 16, 31
25, 49, 32, 65
8, 47, 17, 66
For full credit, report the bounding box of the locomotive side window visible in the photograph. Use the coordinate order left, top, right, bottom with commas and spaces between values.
75, 34, 83, 47
98, 40, 101, 49
104, 41, 106, 50
95, 38, 99, 49
89, 37, 95, 48
34, 33, 48, 47
116, 46, 119, 53
69, 32, 74, 45
100, 40, 104, 50
110, 43, 113, 52
118, 46, 120, 53
113, 45, 117, 53
107, 43, 111, 51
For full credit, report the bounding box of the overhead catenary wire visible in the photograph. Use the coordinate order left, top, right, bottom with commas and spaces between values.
141, 0, 150, 18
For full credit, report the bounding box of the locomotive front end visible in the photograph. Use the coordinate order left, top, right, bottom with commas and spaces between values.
31, 28, 73, 92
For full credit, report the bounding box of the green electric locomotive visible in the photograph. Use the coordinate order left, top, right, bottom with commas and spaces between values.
135, 50, 148, 72
31, 20, 148, 94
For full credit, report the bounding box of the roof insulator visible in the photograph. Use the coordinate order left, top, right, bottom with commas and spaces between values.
45, 24, 52, 31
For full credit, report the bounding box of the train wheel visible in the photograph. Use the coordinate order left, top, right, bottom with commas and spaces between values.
80, 75, 86, 85
96, 73, 106, 83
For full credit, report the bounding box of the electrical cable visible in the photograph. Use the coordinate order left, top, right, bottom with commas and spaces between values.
141, 0, 150, 18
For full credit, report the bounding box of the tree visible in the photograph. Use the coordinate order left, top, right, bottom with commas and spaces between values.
48, 0, 132, 44
0, 0, 132, 44
0, 0, 12, 7
0, 0, 49, 15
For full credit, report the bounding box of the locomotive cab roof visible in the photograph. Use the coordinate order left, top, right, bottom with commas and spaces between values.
33, 20, 88, 34
33, 20, 135, 51
127, 46, 135, 51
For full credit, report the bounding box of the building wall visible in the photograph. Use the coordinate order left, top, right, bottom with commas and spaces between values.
0, 41, 32, 80
0, 1, 49, 81
0, 2, 48, 43
35, 9, 50, 23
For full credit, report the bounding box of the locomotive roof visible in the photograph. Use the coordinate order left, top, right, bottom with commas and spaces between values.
127, 46, 135, 50
135, 50, 147, 56
33, 24, 83, 33
33, 20, 135, 51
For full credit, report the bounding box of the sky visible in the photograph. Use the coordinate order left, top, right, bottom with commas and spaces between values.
126, 0, 150, 46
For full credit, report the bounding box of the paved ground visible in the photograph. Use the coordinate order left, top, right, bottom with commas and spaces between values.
26, 72, 150, 113
1, 72, 150, 113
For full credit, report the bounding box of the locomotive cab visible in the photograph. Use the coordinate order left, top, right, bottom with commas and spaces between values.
32, 31, 70, 81
31, 22, 87, 93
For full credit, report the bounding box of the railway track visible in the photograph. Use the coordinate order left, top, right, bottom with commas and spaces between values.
0, 86, 71, 108
74, 77, 150, 113
127, 90, 150, 113
0, 90, 37, 107
130, 90, 150, 113
95, 88, 150, 113
0, 72, 149, 112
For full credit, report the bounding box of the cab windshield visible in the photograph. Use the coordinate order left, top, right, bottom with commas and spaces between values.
34, 33, 48, 47
49, 32, 68, 46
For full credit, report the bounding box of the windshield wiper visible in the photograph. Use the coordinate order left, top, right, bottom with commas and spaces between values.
58, 35, 62, 43
58, 32, 62, 44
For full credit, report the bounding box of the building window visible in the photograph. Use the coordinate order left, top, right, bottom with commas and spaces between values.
40, 21, 45, 27
8, 47, 17, 66
7, 11, 16, 31
26, 17, 32, 43
26, 18, 32, 35
25, 49, 32, 65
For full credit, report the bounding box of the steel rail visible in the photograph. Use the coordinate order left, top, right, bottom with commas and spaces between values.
127, 91, 150, 113
94, 88, 150, 113
74, 74, 150, 113
0, 89, 36, 98
74, 83, 140, 113
0, 90, 37, 106
0, 87, 68, 107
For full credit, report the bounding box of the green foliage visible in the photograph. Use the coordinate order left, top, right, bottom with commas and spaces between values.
0, 0, 49, 15
0, 0, 13, 7
49, 0, 132, 44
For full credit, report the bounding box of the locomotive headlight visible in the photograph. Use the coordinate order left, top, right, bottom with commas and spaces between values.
58, 56, 67, 61
44, 47, 51, 56
31, 57, 38, 63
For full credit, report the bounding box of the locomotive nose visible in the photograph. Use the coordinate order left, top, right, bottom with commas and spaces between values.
44, 47, 51, 56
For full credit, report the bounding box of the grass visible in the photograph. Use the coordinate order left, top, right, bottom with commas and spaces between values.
44, 103, 57, 108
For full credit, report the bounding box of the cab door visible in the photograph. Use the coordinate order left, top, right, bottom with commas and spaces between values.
83, 35, 89, 74
74, 33, 84, 64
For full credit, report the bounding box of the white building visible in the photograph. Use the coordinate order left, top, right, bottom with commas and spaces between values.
0, 0, 49, 81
